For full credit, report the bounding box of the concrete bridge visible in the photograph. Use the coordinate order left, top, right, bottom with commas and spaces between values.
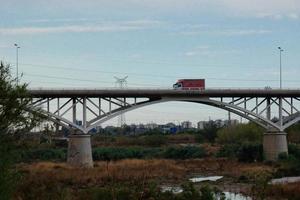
28, 88, 300, 167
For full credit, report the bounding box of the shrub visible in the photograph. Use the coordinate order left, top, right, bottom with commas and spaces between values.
93, 146, 206, 161
278, 152, 289, 160
216, 144, 240, 158
275, 144, 300, 177
92, 147, 143, 161
20, 148, 67, 161
163, 146, 206, 160
216, 143, 263, 162
237, 142, 263, 162
216, 123, 263, 144
141, 135, 167, 147
288, 144, 300, 159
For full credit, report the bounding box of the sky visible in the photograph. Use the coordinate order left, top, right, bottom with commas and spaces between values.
0, 0, 300, 126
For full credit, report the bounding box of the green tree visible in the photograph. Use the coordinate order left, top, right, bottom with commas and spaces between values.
0, 62, 41, 199
216, 122, 263, 144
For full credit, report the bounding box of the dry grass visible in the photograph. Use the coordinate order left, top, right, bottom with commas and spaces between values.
18, 158, 272, 186
266, 182, 300, 199
16, 159, 189, 199
166, 134, 196, 144
15, 158, 275, 199
18, 159, 187, 189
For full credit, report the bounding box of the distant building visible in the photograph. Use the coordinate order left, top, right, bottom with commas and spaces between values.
145, 123, 159, 129
215, 119, 225, 128
224, 119, 239, 126
197, 121, 206, 130
181, 121, 193, 129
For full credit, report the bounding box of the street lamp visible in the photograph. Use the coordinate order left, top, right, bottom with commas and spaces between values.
14, 43, 20, 85
278, 47, 283, 89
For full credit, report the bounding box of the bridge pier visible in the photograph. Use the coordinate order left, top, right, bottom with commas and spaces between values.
263, 131, 288, 161
67, 134, 93, 168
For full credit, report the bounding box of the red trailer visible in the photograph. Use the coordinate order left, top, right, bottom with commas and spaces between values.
173, 79, 205, 90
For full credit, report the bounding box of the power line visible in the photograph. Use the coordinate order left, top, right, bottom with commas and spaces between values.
23, 73, 164, 87
11, 61, 300, 84
22, 70, 300, 85
16, 62, 180, 79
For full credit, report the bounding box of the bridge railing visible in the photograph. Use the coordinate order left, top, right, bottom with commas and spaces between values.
28, 87, 300, 91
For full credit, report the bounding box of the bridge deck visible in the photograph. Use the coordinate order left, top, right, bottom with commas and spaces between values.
28, 88, 300, 98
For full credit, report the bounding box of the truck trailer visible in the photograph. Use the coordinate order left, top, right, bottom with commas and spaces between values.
173, 79, 205, 90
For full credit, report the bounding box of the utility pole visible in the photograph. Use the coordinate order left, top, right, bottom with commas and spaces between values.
278, 47, 284, 89
114, 76, 128, 127
14, 43, 20, 85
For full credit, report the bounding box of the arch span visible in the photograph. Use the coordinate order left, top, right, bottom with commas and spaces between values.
84, 97, 279, 133
30, 96, 300, 133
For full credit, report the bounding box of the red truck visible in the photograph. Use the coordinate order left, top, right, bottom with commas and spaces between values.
173, 79, 205, 90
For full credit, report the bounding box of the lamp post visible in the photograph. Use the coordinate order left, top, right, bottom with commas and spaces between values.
14, 43, 20, 85
278, 47, 283, 89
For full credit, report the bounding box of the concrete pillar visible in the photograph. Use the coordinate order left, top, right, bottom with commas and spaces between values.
67, 134, 93, 168
263, 131, 288, 161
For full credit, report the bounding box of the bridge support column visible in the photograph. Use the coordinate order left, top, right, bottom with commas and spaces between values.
263, 131, 288, 161
67, 134, 93, 168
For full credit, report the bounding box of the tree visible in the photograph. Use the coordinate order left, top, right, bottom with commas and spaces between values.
216, 122, 263, 144
0, 62, 41, 199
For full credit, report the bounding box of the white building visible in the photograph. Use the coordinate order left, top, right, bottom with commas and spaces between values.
181, 121, 193, 129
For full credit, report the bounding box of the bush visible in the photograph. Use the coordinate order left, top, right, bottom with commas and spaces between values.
216, 123, 263, 144
141, 135, 167, 147
278, 152, 289, 160
20, 148, 67, 161
92, 147, 164, 161
92, 147, 144, 161
216, 143, 263, 162
275, 144, 300, 177
93, 146, 206, 161
237, 143, 263, 162
288, 144, 300, 159
216, 144, 240, 158
163, 146, 206, 160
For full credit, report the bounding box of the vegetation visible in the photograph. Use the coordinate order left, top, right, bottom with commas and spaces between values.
15, 159, 261, 200
92, 134, 168, 147
19, 146, 207, 162
275, 144, 300, 177
216, 123, 263, 144
0, 62, 41, 199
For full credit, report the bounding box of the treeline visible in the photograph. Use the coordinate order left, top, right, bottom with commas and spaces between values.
18, 122, 300, 163
19, 146, 207, 162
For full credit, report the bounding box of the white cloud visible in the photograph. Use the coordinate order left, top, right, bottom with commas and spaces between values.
287, 13, 299, 20
256, 13, 299, 20
220, 29, 272, 36
180, 29, 272, 36
2, 0, 300, 19
256, 13, 283, 20
26, 18, 91, 23
184, 45, 241, 57
0, 20, 164, 35
0, 44, 11, 48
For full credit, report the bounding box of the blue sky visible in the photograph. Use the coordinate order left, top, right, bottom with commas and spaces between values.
0, 0, 300, 126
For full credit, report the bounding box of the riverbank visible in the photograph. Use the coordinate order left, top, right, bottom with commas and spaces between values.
15, 158, 275, 199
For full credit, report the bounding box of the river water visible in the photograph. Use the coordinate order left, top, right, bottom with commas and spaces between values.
161, 175, 252, 200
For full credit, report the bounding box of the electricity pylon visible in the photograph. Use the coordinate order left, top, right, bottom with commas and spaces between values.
114, 76, 128, 127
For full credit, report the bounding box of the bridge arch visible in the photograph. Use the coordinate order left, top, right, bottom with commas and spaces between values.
85, 97, 280, 133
